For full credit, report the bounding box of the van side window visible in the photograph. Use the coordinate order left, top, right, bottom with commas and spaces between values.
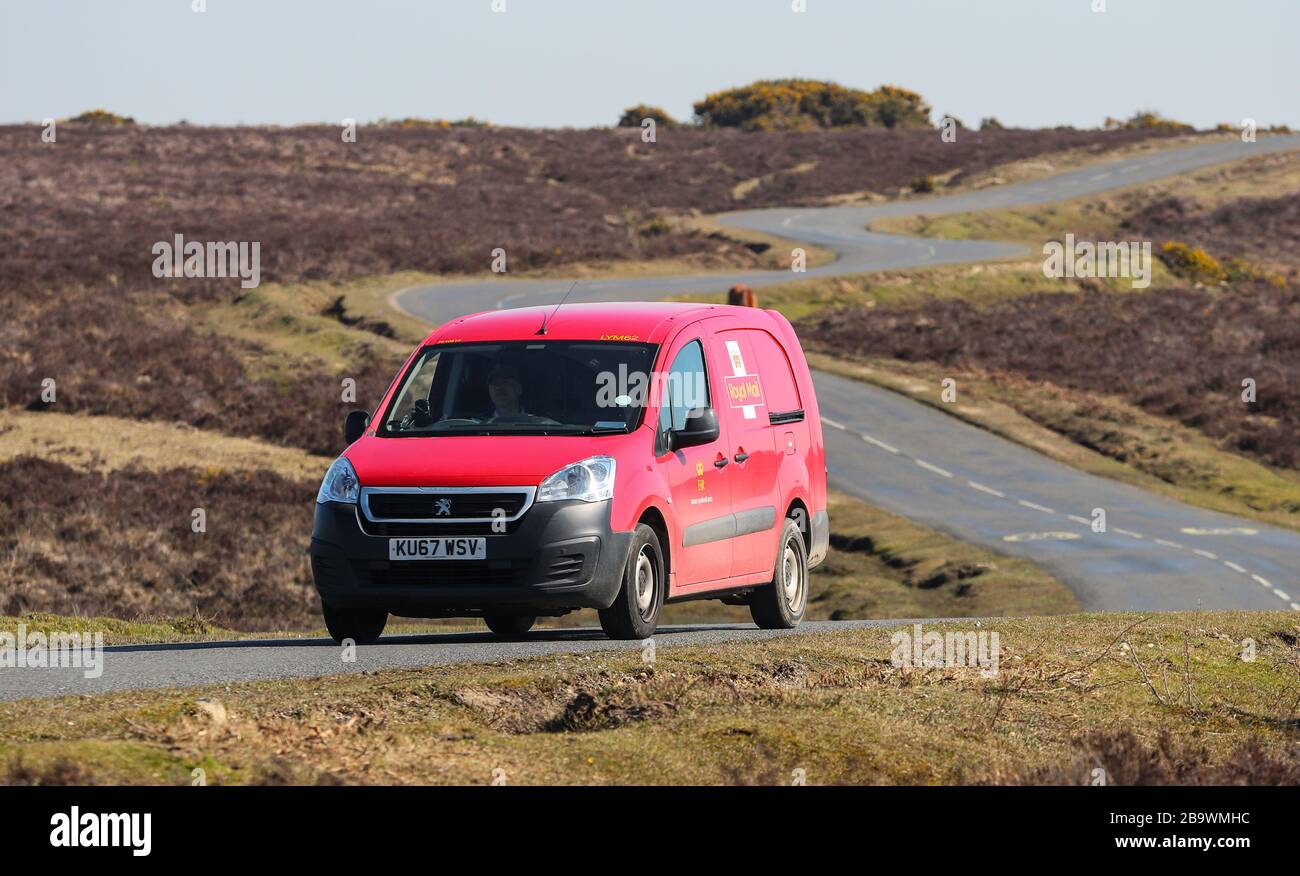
748, 330, 802, 414
385, 351, 441, 427
660, 339, 710, 433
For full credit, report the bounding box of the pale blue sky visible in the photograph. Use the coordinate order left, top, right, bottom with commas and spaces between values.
3, 0, 1296, 129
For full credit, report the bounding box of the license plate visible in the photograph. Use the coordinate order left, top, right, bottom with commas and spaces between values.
388, 537, 486, 561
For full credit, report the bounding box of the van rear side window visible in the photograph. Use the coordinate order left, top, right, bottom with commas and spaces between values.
747, 329, 802, 415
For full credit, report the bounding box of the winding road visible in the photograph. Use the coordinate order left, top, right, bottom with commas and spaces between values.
6, 135, 1299, 702
398, 134, 1300, 614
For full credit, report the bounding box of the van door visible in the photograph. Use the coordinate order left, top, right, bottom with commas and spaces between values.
653, 333, 733, 588
712, 325, 784, 578
745, 324, 811, 521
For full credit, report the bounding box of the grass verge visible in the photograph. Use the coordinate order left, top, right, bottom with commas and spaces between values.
2, 611, 1296, 785
0, 410, 329, 481
193, 273, 426, 385
673, 257, 1187, 323
0, 613, 481, 647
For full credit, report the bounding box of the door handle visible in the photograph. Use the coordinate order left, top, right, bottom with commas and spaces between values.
713, 456, 729, 469
734, 451, 750, 464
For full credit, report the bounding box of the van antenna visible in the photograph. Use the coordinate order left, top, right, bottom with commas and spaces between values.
536, 280, 578, 335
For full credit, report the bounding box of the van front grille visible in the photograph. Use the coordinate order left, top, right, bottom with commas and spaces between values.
358, 518, 521, 537
366, 491, 529, 521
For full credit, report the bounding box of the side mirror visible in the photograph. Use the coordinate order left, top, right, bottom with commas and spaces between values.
669, 406, 719, 451
344, 410, 370, 446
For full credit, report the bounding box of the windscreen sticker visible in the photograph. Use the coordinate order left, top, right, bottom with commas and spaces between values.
723, 340, 765, 419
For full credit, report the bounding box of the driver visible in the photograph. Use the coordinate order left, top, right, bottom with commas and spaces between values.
486, 363, 529, 420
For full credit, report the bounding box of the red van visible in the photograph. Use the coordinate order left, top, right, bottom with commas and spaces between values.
311, 302, 828, 641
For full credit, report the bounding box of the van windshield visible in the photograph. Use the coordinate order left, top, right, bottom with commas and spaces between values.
379, 341, 659, 437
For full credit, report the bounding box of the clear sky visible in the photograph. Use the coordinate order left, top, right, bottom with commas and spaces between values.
3, 0, 1296, 129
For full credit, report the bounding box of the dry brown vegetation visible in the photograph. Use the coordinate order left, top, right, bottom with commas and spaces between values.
0, 457, 318, 630
1126, 192, 1300, 275
799, 283, 1300, 470
0, 123, 1182, 296
988, 730, 1300, 785
1, 287, 398, 456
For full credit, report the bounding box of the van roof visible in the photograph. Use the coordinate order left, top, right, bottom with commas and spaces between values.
424, 301, 764, 346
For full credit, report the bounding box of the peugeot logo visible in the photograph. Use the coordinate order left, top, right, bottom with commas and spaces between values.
434, 498, 452, 517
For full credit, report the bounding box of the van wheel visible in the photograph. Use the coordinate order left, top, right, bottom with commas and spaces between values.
322, 604, 388, 645
750, 519, 808, 629
483, 614, 536, 638
599, 524, 664, 640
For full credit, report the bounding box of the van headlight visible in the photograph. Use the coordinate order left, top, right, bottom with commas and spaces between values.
537, 456, 616, 503
317, 457, 361, 505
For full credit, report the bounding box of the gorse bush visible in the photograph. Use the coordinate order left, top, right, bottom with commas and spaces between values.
617, 104, 678, 128
1154, 241, 1282, 286
68, 108, 135, 125
1159, 241, 1228, 284
379, 116, 490, 128
693, 79, 932, 131
1105, 110, 1194, 132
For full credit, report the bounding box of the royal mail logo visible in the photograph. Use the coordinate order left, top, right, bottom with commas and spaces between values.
724, 374, 765, 408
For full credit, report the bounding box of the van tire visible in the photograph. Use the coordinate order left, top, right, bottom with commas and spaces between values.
599, 523, 664, 640
483, 614, 536, 638
322, 604, 388, 645
750, 519, 808, 630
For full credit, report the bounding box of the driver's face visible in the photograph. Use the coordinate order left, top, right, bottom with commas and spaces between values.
488, 376, 522, 412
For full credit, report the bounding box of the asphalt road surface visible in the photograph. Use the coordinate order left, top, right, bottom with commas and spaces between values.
0, 621, 901, 702
7, 136, 1298, 702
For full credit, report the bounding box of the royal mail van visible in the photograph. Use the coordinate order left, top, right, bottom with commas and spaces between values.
311, 301, 828, 642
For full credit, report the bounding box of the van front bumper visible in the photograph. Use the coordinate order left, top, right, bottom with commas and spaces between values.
309, 498, 632, 617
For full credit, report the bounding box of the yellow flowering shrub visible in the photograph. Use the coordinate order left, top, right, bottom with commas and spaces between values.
693, 79, 932, 131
